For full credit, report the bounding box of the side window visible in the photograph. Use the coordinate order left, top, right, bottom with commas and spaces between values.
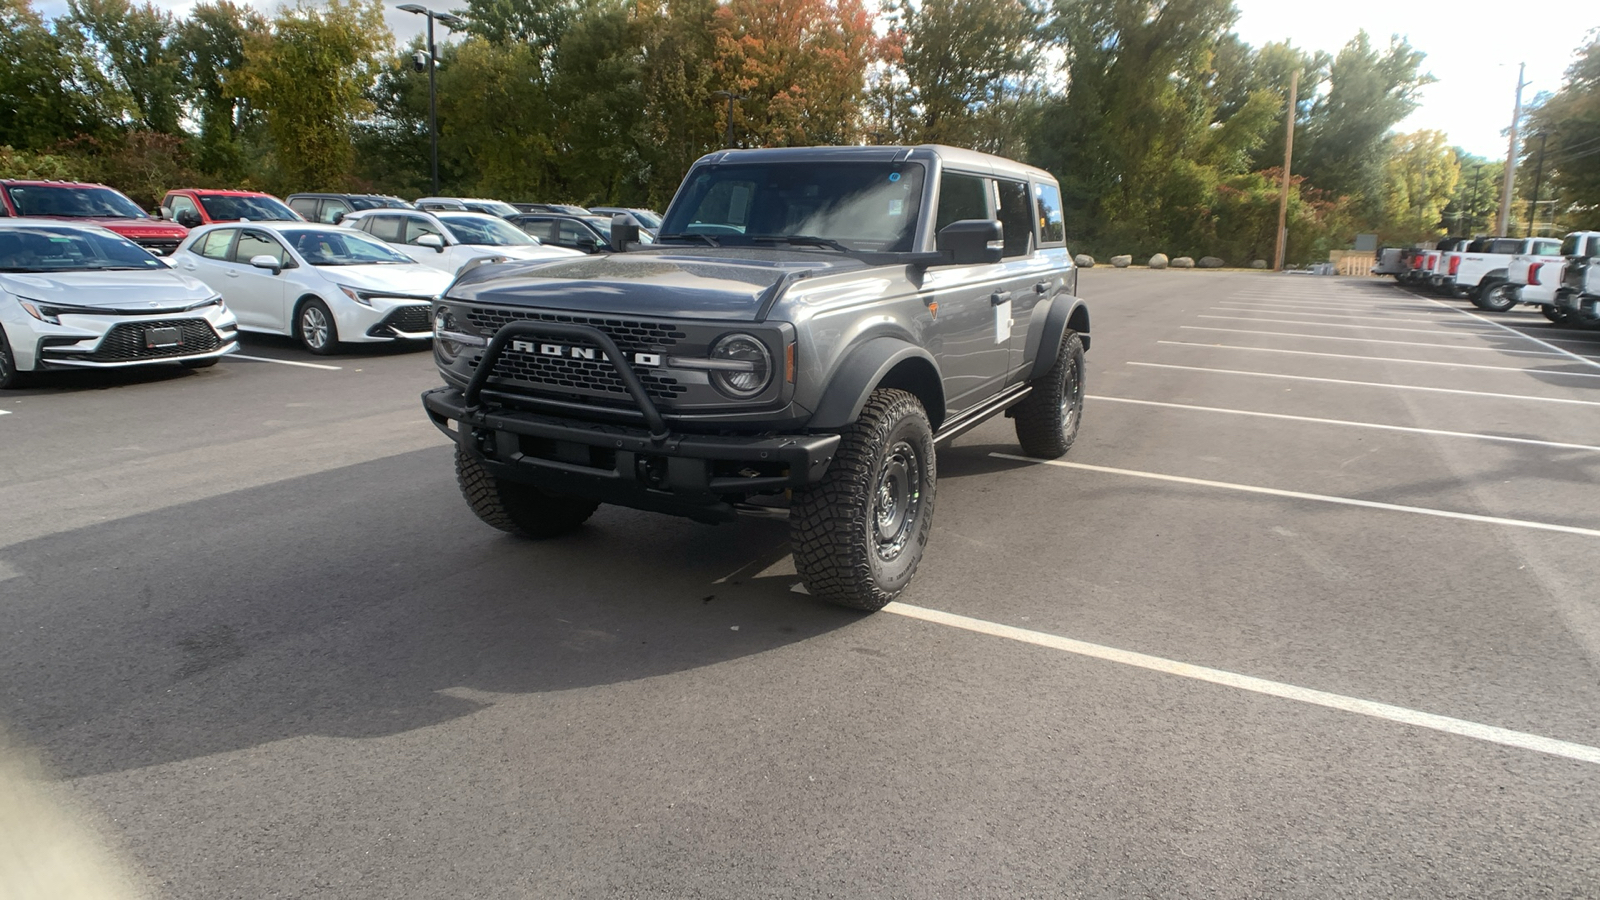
367, 215, 404, 243
559, 222, 592, 245
288, 198, 318, 220
168, 195, 199, 219
199, 228, 236, 260
405, 217, 442, 244
1034, 183, 1065, 245
233, 230, 285, 264
1535, 239, 1561, 256
318, 200, 350, 224
935, 172, 990, 233
520, 219, 557, 241
995, 178, 1033, 258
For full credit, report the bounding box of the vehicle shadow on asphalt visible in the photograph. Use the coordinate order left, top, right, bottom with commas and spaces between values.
0, 447, 861, 780
7, 364, 200, 395
236, 332, 434, 359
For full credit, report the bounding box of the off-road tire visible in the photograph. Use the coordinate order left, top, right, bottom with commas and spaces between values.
1013, 331, 1085, 459
455, 446, 599, 538
295, 298, 340, 355
0, 328, 28, 389
1473, 280, 1516, 312
790, 388, 936, 612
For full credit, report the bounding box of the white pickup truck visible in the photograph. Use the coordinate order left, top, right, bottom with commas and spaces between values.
1422, 237, 1470, 290
1553, 231, 1600, 329
1432, 236, 1522, 304
1467, 236, 1564, 311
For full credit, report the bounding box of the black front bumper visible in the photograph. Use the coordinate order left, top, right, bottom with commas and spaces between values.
424, 386, 840, 523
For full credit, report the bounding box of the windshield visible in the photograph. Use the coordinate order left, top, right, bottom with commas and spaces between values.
440, 214, 536, 246
198, 194, 299, 222
469, 200, 519, 218
658, 162, 926, 251
4, 185, 148, 219
285, 228, 414, 265
0, 225, 165, 272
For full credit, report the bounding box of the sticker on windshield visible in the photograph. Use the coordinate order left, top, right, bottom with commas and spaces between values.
888, 172, 902, 183
888, 199, 904, 217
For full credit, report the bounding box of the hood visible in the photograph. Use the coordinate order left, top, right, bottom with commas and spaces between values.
323, 263, 454, 297
35, 217, 189, 239
0, 268, 217, 310
446, 248, 864, 320
490, 244, 584, 261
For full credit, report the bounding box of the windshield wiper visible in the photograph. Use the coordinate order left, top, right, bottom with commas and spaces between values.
749, 234, 856, 253
657, 232, 720, 248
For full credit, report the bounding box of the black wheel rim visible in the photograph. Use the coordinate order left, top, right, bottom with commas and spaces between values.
1060, 354, 1083, 436
873, 440, 923, 561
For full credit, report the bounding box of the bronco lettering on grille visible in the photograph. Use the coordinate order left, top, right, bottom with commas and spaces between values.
508, 339, 662, 367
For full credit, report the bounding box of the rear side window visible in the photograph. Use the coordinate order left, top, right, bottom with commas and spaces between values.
519, 219, 557, 241
1489, 239, 1521, 254
935, 172, 990, 232
318, 200, 350, 224
198, 229, 236, 259
995, 179, 1033, 258
1533, 239, 1561, 255
366, 215, 404, 242
288, 198, 317, 219
1034, 183, 1065, 245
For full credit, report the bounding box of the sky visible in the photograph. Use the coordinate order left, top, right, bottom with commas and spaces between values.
36, 0, 1600, 161
1230, 0, 1598, 160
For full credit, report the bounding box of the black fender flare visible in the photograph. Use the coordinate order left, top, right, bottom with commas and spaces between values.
808, 337, 946, 431
1027, 295, 1090, 382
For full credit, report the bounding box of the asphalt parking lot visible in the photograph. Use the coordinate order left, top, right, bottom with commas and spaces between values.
3, 269, 1598, 898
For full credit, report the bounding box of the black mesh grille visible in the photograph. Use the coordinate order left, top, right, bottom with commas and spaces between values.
136, 238, 181, 256
88, 319, 221, 362
372, 304, 431, 336
466, 307, 690, 406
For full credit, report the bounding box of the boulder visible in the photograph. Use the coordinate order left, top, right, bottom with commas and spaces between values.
1110, 255, 1133, 268
1249, 259, 1268, 269
1198, 256, 1225, 268
1171, 256, 1195, 268
1148, 253, 1169, 269
1074, 253, 1095, 268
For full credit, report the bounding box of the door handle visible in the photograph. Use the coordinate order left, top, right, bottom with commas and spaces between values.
225, 270, 240, 278
1035, 281, 1051, 294
990, 291, 1009, 307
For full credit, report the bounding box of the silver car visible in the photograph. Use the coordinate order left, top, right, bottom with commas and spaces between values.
0, 220, 237, 388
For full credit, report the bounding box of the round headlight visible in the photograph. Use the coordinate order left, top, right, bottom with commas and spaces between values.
434, 305, 461, 361
709, 333, 772, 399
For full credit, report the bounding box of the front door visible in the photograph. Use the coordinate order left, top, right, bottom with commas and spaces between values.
922, 170, 1008, 414
228, 230, 292, 333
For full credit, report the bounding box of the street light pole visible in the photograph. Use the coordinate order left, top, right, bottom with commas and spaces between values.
711, 90, 746, 149
397, 5, 467, 195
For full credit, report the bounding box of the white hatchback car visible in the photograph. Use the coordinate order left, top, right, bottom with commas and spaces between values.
174, 222, 455, 354
342, 209, 580, 275
0, 220, 237, 388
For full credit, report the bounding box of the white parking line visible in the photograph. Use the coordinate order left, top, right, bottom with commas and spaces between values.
1180, 326, 1571, 357
1226, 298, 1457, 315
991, 453, 1600, 537
0, 410, 10, 417
1158, 342, 1600, 378
1088, 395, 1600, 452
1212, 307, 1496, 328
228, 355, 343, 371
884, 602, 1600, 766
1408, 289, 1600, 371
1198, 315, 1504, 337
1128, 362, 1600, 406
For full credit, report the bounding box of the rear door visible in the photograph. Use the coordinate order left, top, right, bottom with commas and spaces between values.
993, 176, 1057, 380
922, 169, 1008, 413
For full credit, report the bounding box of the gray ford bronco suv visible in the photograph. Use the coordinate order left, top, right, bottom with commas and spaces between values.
422, 145, 1089, 610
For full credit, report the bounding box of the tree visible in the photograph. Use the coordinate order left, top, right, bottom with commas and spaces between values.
237, 0, 391, 192
60, 0, 186, 134
1296, 31, 1432, 218
0, 0, 109, 149
636, 0, 722, 204
876, 0, 1042, 152
1526, 30, 1600, 230
1376, 131, 1461, 244
710, 0, 885, 147
175, 1, 268, 180
435, 38, 555, 198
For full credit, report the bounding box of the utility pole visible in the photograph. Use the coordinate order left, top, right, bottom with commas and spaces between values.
1274, 68, 1298, 272
1495, 62, 1526, 236
710, 90, 746, 149
1525, 132, 1547, 237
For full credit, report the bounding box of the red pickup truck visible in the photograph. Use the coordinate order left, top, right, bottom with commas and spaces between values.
0, 180, 188, 255
158, 189, 301, 228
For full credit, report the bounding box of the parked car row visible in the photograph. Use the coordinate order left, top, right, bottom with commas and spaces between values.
1377, 231, 1600, 328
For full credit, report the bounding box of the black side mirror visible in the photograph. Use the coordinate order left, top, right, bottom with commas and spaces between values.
610, 213, 641, 252
936, 219, 1004, 266
176, 209, 202, 229
575, 236, 599, 254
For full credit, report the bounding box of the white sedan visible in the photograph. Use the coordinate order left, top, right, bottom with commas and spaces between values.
341, 209, 579, 275
173, 222, 454, 354
0, 220, 237, 388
